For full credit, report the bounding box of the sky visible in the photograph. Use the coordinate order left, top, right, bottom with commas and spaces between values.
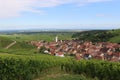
0, 0, 120, 30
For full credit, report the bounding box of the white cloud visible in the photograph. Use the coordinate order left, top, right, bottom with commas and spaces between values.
0, 0, 112, 18
0, 0, 35, 18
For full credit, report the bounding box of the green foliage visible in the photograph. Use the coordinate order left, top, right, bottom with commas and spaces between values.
43, 74, 99, 80
0, 54, 120, 80
0, 31, 120, 80
109, 29, 120, 43
0, 54, 69, 80
36, 67, 98, 80
38, 46, 47, 53
63, 59, 120, 80
72, 29, 120, 43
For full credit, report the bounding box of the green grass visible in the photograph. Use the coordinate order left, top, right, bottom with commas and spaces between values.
0, 36, 13, 48
35, 67, 98, 80
0, 48, 36, 55
109, 29, 120, 43
72, 29, 120, 43
10, 41, 35, 49
109, 35, 120, 43
42, 75, 98, 80
0, 33, 36, 51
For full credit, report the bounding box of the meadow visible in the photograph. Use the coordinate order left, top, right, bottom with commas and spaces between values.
0, 32, 73, 42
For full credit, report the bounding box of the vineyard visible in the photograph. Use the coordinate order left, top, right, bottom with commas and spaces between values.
0, 32, 120, 80
0, 53, 120, 80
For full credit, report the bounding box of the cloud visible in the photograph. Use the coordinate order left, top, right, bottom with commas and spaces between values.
0, 0, 112, 18
0, 0, 35, 18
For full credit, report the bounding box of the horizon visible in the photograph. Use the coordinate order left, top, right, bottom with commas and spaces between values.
0, 26, 119, 31
0, 28, 117, 32
0, 0, 120, 30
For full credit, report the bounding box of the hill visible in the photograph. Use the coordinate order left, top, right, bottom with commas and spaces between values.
72, 29, 120, 43
0, 32, 73, 54
109, 29, 120, 43
0, 31, 120, 80
0, 35, 35, 54
0, 36, 34, 49
0, 36, 13, 48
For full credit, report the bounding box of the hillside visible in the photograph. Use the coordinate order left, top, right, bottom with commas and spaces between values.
0, 32, 74, 54
0, 36, 13, 48
0, 31, 120, 80
72, 29, 120, 43
109, 29, 120, 43
0, 36, 35, 55
0, 36, 34, 49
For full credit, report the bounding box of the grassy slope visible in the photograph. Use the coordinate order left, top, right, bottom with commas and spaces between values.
0, 35, 35, 54
0, 36, 13, 48
72, 29, 120, 43
109, 29, 120, 43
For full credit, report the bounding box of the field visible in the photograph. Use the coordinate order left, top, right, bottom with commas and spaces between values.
0, 32, 73, 42
0, 53, 120, 80
0, 31, 120, 80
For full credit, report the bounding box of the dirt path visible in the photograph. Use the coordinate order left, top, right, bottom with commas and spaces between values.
5, 40, 16, 49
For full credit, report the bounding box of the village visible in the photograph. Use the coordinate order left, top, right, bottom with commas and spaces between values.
30, 36, 120, 62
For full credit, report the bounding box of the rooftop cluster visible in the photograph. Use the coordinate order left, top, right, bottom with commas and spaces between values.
31, 40, 120, 62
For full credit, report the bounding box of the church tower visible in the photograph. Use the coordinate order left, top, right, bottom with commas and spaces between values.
55, 36, 58, 42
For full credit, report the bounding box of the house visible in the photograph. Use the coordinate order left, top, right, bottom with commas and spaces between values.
55, 52, 64, 57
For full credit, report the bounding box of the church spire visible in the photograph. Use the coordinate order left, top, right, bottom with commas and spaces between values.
55, 36, 58, 42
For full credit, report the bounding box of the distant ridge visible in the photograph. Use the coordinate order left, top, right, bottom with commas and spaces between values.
0, 29, 85, 34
